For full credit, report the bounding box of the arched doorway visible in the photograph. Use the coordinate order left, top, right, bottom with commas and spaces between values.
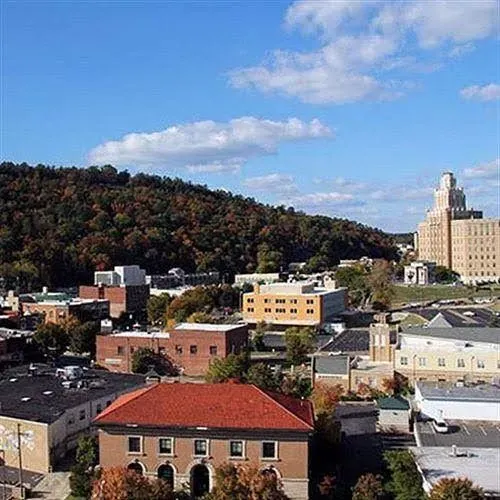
261, 466, 279, 481
158, 464, 175, 489
191, 464, 210, 498
127, 462, 144, 475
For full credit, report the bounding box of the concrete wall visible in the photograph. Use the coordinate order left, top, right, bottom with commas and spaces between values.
378, 409, 410, 432
415, 397, 500, 422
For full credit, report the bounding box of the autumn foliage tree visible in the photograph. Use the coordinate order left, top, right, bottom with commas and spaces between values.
352, 473, 384, 500
429, 477, 484, 500
311, 382, 345, 416
204, 463, 290, 500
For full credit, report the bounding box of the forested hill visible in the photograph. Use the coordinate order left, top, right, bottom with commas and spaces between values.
0, 162, 398, 288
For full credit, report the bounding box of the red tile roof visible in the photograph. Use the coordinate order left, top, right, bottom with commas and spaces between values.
94, 383, 314, 431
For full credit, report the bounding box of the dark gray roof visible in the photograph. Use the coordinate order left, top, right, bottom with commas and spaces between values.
417, 381, 500, 403
402, 326, 500, 345
377, 396, 410, 411
0, 366, 145, 424
313, 355, 350, 375
319, 329, 369, 353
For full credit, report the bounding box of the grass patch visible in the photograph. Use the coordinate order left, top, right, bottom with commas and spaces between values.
398, 313, 427, 326
393, 284, 498, 305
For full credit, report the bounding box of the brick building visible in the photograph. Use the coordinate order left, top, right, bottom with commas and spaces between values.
96, 323, 249, 376
94, 382, 314, 499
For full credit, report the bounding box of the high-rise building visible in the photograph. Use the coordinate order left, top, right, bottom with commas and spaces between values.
416, 172, 500, 284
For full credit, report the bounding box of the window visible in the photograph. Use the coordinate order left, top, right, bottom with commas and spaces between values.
96, 404, 102, 415
159, 437, 173, 455
290, 308, 297, 314
477, 359, 485, 369
130, 347, 135, 354
209, 345, 218, 356
106, 400, 112, 407
175, 345, 183, 355
194, 439, 208, 457
117, 346, 124, 355
438, 358, 446, 367
264, 298, 270, 304
418, 357, 426, 367
306, 308, 314, 314
262, 441, 277, 459
128, 436, 142, 453
275, 308, 286, 313
457, 359, 465, 368
67, 415, 75, 425
290, 299, 297, 304
275, 298, 286, 304
306, 299, 314, 305
400, 357, 408, 366
247, 298, 254, 303
79, 409, 86, 421
159, 347, 166, 356
229, 440, 244, 458
190, 345, 198, 355
264, 308, 271, 313
247, 307, 254, 313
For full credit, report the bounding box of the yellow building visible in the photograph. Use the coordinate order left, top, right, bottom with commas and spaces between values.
242, 281, 347, 328
416, 172, 500, 284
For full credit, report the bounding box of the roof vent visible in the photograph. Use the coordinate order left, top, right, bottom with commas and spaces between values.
21, 397, 31, 402
43, 391, 53, 396
9, 378, 18, 382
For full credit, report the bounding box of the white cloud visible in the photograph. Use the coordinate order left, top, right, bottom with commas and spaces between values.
460, 83, 500, 101
88, 117, 331, 169
229, 0, 497, 104
242, 173, 297, 194
283, 191, 357, 207
448, 42, 475, 58
462, 158, 499, 179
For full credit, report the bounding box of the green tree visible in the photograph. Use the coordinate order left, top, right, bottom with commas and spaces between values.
166, 286, 216, 323
434, 266, 460, 284
384, 450, 426, 500
186, 311, 217, 323
352, 473, 384, 500
256, 242, 283, 273
246, 363, 279, 391
69, 436, 98, 499
284, 327, 315, 366
33, 322, 69, 360
70, 321, 100, 355
253, 321, 269, 351
147, 293, 172, 325
205, 353, 249, 383
335, 265, 371, 308
281, 372, 312, 398
368, 260, 395, 311
429, 477, 484, 500
131, 347, 176, 376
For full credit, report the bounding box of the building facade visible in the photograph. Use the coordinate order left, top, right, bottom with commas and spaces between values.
94, 383, 314, 500
403, 261, 436, 285
242, 282, 346, 328
96, 323, 249, 376
416, 172, 500, 284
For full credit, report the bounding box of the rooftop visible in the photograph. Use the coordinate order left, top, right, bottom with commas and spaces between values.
416, 381, 500, 403
313, 355, 350, 375
319, 329, 369, 353
174, 322, 246, 332
108, 331, 171, 338
377, 396, 410, 411
0, 366, 145, 424
94, 382, 314, 431
412, 447, 500, 496
401, 326, 500, 345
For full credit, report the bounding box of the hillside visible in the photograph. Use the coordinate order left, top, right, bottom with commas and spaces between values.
0, 162, 398, 288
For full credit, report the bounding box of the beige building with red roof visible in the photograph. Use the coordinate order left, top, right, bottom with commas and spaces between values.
93, 382, 314, 499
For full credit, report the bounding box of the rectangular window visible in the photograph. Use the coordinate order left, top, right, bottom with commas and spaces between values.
247, 298, 254, 303
477, 360, 485, 369
159, 437, 173, 455
400, 357, 408, 366
264, 308, 271, 313
96, 404, 102, 415
438, 358, 446, 367
194, 439, 208, 457
306, 299, 314, 305
117, 346, 124, 355
457, 359, 465, 368
418, 357, 426, 367
175, 345, 183, 355
247, 307, 254, 313
128, 436, 141, 453
229, 440, 244, 458
262, 441, 277, 459
290, 299, 297, 304
190, 345, 198, 355
209, 345, 218, 356
79, 409, 86, 421
290, 308, 297, 314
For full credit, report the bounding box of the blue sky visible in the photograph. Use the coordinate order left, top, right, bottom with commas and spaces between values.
2, 0, 499, 232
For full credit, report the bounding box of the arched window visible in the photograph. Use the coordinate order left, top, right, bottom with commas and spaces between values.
157, 464, 174, 489
127, 461, 144, 475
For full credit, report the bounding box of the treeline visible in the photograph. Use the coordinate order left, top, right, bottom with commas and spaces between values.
0, 162, 398, 288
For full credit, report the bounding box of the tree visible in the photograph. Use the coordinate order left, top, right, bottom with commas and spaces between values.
368, 260, 394, 311
70, 436, 98, 499
147, 293, 172, 325
33, 322, 69, 360
256, 243, 283, 273
166, 286, 216, 323
284, 327, 315, 366
204, 463, 290, 500
381, 376, 398, 396
246, 363, 279, 391
186, 311, 217, 323
253, 321, 269, 351
131, 347, 176, 376
70, 321, 100, 355
384, 450, 426, 500
434, 266, 460, 284
311, 382, 344, 416
205, 353, 249, 383
281, 372, 312, 399
91, 467, 178, 500
335, 265, 371, 308
429, 477, 484, 500
352, 473, 384, 500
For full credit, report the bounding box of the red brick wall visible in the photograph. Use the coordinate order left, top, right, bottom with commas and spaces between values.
96, 325, 249, 376
80, 285, 148, 318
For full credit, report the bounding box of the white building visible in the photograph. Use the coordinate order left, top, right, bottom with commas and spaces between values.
234, 273, 282, 286
404, 261, 436, 285
414, 381, 500, 422
95, 265, 146, 286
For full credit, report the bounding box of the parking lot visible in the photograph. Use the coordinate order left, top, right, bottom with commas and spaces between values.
416, 420, 500, 448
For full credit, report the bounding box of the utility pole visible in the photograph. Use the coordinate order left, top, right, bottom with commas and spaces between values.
17, 424, 25, 500
0, 449, 6, 500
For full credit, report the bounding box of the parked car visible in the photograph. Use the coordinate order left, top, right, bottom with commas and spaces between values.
432, 419, 449, 433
